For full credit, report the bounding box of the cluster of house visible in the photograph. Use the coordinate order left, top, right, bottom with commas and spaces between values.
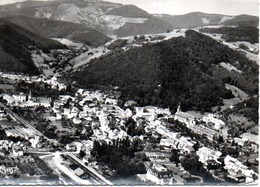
133, 106, 172, 122
143, 120, 196, 154
174, 105, 224, 141
196, 146, 258, 182
138, 149, 200, 185
0, 164, 18, 175
0, 72, 67, 91
0, 140, 26, 158
0, 71, 258, 184
2, 92, 51, 108
0, 153, 37, 177
224, 155, 257, 182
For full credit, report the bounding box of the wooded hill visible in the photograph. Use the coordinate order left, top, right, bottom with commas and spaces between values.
74, 30, 258, 112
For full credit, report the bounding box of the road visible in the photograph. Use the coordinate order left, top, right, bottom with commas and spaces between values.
66, 153, 113, 185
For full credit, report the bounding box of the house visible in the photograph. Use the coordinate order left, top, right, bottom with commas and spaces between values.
73, 117, 82, 125
249, 142, 259, 153
66, 144, 77, 152
233, 137, 249, 147
13, 93, 27, 103
76, 89, 85, 96
2, 94, 16, 105
74, 167, 85, 177
53, 100, 63, 108
146, 164, 174, 185
177, 137, 196, 154
196, 147, 222, 166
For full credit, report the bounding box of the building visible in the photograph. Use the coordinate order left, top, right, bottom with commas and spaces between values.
192, 125, 219, 141
53, 100, 63, 108
233, 137, 249, 147
202, 114, 225, 130
145, 150, 171, 163
0, 110, 7, 120
174, 105, 196, 127
146, 164, 174, 185
13, 93, 27, 103
196, 147, 222, 166
224, 155, 257, 182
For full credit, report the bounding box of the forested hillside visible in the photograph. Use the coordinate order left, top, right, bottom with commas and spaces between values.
4, 15, 110, 46
0, 20, 67, 75
74, 30, 258, 112
200, 26, 259, 44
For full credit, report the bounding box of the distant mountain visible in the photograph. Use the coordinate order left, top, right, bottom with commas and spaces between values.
0, 0, 123, 30
74, 30, 258, 112
155, 12, 233, 28
0, 1, 257, 38
105, 5, 151, 18
155, 12, 259, 28
0, 20, 67, 75
3, 15, 110, 46
0, 0, 172, 37
221, 14, 259, 27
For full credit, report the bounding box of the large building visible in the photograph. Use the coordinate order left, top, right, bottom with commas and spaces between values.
174, 105, 196, 127
146, 164, 174, 185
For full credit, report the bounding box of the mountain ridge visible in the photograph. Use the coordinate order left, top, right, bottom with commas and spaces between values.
0, 1, 257, 38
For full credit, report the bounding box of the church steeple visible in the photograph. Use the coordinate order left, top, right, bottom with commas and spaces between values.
177, 103, 181, 112
28, 90, 32, 101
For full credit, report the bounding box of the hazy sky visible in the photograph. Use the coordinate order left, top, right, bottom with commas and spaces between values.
0, 0, 259, 16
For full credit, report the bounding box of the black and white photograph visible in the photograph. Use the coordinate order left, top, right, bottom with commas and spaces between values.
0, 0, 258, 185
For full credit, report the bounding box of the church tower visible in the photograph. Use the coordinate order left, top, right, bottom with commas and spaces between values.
177, 103, 181, 112
28, 90, 32, 101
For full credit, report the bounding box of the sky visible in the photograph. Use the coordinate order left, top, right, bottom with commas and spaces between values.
0, 0, 259, 16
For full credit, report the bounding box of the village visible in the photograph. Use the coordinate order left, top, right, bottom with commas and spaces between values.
0, 72, 258, 185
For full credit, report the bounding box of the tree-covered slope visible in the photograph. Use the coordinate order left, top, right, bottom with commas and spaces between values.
0, 20, 67, 75
199, 26, 259, 44
74, 30, 258, 112
106, 5, 151, 18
